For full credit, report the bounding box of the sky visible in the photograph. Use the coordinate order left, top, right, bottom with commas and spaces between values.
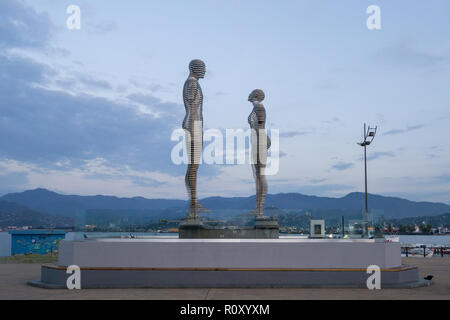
0, 0, 449, 204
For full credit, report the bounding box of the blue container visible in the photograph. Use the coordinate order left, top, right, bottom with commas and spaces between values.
9, 230, 66, 255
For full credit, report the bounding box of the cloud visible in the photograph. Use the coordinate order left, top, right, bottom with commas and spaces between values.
331, 162, 354, 171
0, 0, 53, 50
87, 21, 118, 34
321, 117, 341, 124
128, 79, 164, 93
0, 171, 29, 195
81, 160, 171, 188
0, 54, 190, 176
0, 54, 55, 85
383, 129, 404, 136
310, 178, 327, 184
434, 174, 450, 184
280, 131, 310, 138
365, 152, 396, 161
0, 0, 225, 198
0, 158, 186, 198
383, 124, 424, 136
55, 73, 114, 91
127, 93, 182, 118
376, 41, 446, 68
309, 179, 327, 184
77, 74, 113, 90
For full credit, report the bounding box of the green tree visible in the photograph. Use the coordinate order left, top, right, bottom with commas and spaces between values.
419, 224, 432, 234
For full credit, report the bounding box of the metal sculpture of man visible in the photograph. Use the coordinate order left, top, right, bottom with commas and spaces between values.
183, 59, 208, 220
248, 89, 271, 216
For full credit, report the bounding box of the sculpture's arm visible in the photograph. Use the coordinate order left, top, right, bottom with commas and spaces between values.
248, 110, 257, 128
199, 89, 204, 123
185, 78, 199, 104
182, 99, 189, 129
182, 113, 188, 130
256, 107, 271, 150
182, 79, 199, 129
256, 107, 266, 130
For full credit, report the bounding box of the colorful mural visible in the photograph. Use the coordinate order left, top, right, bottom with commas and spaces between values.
9, 230, 66, 255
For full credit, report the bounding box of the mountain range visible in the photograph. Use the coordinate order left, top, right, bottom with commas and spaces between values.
0, 200, 73, 228
1, 188, 449, 220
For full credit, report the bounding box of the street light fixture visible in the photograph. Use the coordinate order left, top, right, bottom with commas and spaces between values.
357, 123, 377, 237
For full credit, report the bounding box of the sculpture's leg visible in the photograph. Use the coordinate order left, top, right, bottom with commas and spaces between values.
256, 130, 269, 216
185, 163, 199, 218
185, 125, 208, 219
185, 129, 198, 218
259, 167, 267, 216
253, 164, 264, 216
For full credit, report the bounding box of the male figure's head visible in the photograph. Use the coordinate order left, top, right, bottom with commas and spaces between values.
248, 89, 265, 103
189, 59, 206, 79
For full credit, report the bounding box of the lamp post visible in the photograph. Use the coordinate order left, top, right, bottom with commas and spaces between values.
357, 123, 377, 237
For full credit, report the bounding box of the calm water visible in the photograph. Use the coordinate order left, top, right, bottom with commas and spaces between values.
398, 235, 450, 246
68, 232, 450, 246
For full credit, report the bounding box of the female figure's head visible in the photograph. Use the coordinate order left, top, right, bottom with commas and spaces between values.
248, 89, 265, 104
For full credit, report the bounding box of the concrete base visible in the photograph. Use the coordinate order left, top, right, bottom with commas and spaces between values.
29, 238, 424, 288
29, 264, 426, 289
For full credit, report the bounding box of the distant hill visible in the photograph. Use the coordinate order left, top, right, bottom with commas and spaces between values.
267, 193, 450, 218
0, 201, 73, 228
1, 188, 186, 217
1, 188, 449, 219
199, 193, 450, 218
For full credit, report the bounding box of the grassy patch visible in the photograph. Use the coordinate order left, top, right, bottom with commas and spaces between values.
0, 253, 58, 264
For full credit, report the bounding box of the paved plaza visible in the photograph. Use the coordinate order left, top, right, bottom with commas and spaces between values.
0, 258, 448, 300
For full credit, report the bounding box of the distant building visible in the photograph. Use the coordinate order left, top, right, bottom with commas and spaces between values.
9, 230, 66, 255
439, 226, 449, 234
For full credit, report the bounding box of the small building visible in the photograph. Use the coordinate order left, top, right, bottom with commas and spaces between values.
9, 230, 66, 255
310, 220, 325, 238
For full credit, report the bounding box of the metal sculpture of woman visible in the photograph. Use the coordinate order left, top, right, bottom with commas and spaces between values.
248, 89, 271, 216
183, 59, 208, 219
